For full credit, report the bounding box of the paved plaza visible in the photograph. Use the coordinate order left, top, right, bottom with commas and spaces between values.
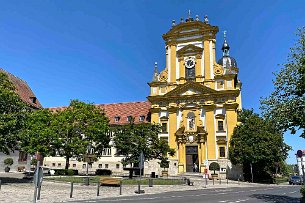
0, 172, 289, 203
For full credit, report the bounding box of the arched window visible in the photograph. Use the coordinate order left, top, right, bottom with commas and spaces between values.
187, 112, 195, 130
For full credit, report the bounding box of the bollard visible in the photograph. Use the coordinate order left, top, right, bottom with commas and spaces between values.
205, 177, 208, 186
227, 178, 228, 184
238, 178, 240, 185
138, 181, 140, 194
0, 179, 1, 190
219, 178, 221, 185
70, 182, 73, 198
149, 178, 153, 187
97, 183, 100, 196
119, 181, 122, 195
213, 178, 215, 185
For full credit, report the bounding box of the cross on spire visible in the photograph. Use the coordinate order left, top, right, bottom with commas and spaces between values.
224, 30, 227, 41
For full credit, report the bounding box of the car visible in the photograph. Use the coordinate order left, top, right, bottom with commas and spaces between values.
289, 176, 303, 185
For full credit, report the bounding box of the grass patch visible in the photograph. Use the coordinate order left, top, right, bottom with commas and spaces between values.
274, 177, 289, 184
45, 176, 184, 185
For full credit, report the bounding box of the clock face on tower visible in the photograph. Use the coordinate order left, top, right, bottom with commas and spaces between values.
185, 58, 195, 69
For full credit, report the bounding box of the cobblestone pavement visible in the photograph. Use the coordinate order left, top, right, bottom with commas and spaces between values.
0, 172, 277, 203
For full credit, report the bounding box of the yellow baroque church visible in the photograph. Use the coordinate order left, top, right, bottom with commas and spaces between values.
147, 14, 242, 175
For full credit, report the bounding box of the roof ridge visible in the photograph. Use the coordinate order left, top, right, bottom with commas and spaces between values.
0, 68, 29, 85
96, 101, 150, 105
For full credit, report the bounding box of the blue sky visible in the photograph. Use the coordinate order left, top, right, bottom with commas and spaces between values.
0, 0, 304, 164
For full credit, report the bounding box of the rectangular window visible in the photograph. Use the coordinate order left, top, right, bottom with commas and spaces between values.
98, 164, 102, 168
58, 163, 61, 167
18, 151, 28, 162
219, 147, 225, 158
139, 116, 145, 122
161, 123, 167, 133
105, 164, 109, 169
102, 148, 112, 156
116, 164, 120, 169
88, 163, 92, 168
127, 116, 132, 122
73, 164, 76, 168
114, 116, 120, 122
82, 164, 86, 169
218, 120, 224, 131
52, 163, 56, 167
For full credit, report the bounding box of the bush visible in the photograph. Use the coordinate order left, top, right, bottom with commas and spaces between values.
4, 158, 13, 166
54, 169, 78, 176
95, 169, 112, 176
30, 158, 37, 166
300, 185, 305, 197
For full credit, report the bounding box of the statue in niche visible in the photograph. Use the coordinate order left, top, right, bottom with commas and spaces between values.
189, 118, 195, 130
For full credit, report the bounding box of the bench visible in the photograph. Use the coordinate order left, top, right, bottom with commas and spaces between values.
100, 177, 122, 186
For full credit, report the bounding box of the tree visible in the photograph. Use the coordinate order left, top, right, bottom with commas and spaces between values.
22, 100, 111, 169
209, 162, 220, 175
229, 109, 291, 182
113, 120, 175, 178
20, 109, 58, 157
261, 27, 305, 138
0, 72, 28, 154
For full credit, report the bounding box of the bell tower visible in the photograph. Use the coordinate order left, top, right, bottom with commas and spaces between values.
148, 12, 242, 176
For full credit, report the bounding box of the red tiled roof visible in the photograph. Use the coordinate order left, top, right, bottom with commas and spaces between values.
96, 101, 151, 125
0, 68, 43, 109
48, 101, 151, 125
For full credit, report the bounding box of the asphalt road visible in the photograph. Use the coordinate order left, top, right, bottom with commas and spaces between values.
72, 185, 302, 203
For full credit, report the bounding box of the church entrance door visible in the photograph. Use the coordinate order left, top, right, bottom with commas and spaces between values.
186, 146, 199, 172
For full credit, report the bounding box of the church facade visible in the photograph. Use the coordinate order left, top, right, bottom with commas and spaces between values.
147, 14, 242, 175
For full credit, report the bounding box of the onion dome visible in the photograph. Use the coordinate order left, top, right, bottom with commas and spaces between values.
217, 31, 238, 69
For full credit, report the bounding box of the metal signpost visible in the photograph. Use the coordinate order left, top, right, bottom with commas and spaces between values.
136, 151, 145, 194
33, 161, 43, 203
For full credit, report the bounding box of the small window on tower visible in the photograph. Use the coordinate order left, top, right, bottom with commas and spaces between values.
139, 116, 145, 122
218, 120, 224, 131
161, 123, 167, 133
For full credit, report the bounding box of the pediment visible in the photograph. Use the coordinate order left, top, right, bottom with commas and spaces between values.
164, 81, 217, 97
177, 44, 203, 57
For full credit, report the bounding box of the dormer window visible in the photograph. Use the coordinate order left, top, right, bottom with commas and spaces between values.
139, 116, 145, 122
114, 116, 120, 123
127, 116, 132, 122
30, 97, 37, 104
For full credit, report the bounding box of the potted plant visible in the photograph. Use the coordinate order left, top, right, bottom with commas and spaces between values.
209, 162, 220, 179
160, 157, 169, 177
4, 158, 14, 172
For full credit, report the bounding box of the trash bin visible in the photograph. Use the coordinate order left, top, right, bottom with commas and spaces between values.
151, 172, 155, 178
149, 178, 153, 187
84, 177, 89, 186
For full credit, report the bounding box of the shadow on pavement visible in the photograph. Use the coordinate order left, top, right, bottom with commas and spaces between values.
251, 194, 300, 203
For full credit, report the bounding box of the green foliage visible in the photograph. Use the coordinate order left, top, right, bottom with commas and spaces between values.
261, 27, 305, 137
113, 121, 175, 167
21, 100, 110, 169
0, 72, 28, 154
30, 158, 37, 166
301, 185, 305, 197
229, 109, 291, 182
160, 157, 169, 169
209, 162, 220, 174
4, 158, 14, 166
53, 169, 76, 176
